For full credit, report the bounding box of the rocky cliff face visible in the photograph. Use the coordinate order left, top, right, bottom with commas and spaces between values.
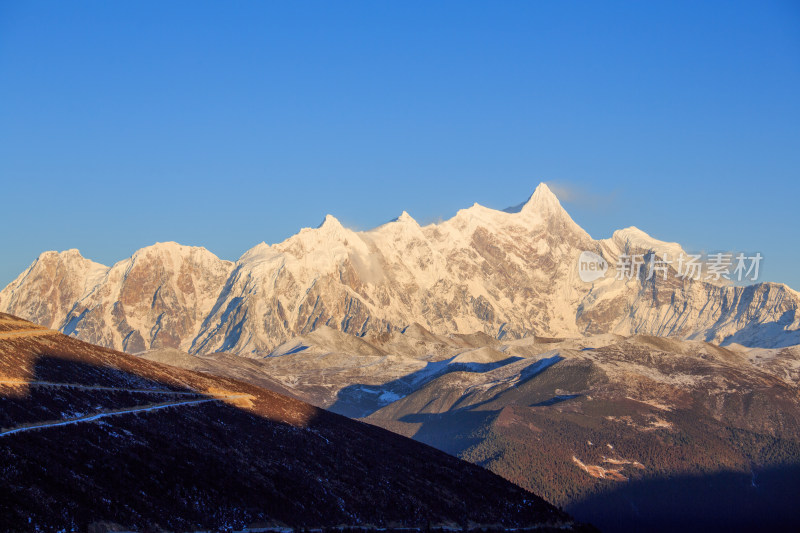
2, 184, 798, 353
1, 243, 233, 353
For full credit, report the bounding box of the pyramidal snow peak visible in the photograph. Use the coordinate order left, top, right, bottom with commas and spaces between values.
521, 182, 561, 212
390, 211, 418, 225
317, 213, 344, 230
2, 183, 798, 354
502, 182, 560, 213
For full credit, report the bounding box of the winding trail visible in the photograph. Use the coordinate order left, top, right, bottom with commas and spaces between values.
0, 380, 202, 395
0, 328, 59, 340
0, 380, 248, 437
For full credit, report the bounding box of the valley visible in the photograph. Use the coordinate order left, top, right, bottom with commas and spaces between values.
141, 323, 800, 532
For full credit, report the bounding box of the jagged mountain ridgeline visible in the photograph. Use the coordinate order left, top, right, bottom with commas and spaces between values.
2, 184, 798, 354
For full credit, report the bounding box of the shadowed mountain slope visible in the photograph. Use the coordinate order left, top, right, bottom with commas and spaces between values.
0, 313, 588, 532
146, 322, 800, 532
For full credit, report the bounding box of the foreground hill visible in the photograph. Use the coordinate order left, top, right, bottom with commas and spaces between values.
3, 184, 798, 354
143, 323, 800, 532
0, 313, 586, 532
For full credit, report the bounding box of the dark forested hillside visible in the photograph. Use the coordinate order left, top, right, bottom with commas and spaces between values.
0, 313, 589, 532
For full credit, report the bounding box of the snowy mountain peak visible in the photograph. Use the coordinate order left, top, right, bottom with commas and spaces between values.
3, 188, 799, 353
520, 182, 564, 214
388, 211, 420, 227
610, 226, 686, 258
36, 248, 93, 263
239, 242, 273, 263
56, 248, 83, 257
317, 214, 345, 230
500, 183, 573, 227
124, 242, 228, 273
279, 213, 354, 257
29, 249, 106, 274
132, 241, 201, 257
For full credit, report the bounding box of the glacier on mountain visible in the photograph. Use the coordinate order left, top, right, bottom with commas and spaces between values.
1, 183, 798, 353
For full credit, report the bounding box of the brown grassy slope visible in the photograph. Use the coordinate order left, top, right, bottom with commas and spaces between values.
0, 313, 588, 532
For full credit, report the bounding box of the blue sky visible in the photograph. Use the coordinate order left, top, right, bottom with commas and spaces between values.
1, 1, 799, 288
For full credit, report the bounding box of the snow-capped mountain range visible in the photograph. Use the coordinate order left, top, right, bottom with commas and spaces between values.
2, 183, 798, 354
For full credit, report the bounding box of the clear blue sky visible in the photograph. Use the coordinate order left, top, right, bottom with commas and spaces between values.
1, 1, 799, 288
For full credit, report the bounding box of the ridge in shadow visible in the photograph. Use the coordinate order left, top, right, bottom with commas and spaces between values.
566, 464, 800, 533
0, 351, 573, 532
